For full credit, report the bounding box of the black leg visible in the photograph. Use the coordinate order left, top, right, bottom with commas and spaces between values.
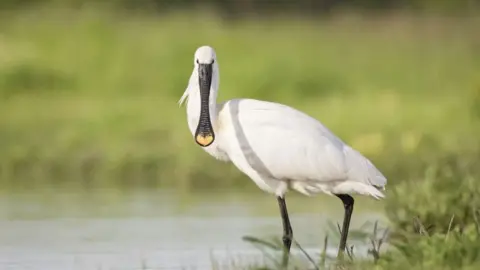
277, 196, 293, 267
335, 194, 354, 259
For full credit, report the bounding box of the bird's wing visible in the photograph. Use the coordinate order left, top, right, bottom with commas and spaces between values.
224, 98, 350, 183
223, 98, 387, 190
342, 144, 387, 189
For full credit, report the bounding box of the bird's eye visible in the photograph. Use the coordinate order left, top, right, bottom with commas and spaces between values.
211, 59, 215, 64
196, 59, 199, 64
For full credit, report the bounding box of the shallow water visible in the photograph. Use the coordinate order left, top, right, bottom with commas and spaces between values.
0, 187, 386, 269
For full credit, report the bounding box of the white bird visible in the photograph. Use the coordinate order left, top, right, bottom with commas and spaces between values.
179, 45, 387, 264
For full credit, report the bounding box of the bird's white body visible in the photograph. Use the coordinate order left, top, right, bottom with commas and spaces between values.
180, 46, 386, 199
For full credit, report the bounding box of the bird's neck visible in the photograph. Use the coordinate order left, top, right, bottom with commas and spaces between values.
185, 77, 219, 136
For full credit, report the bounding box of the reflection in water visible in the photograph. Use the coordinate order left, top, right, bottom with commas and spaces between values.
0, 188, 386, 269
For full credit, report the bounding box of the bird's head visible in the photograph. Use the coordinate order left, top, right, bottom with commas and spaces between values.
193, 45, 218, 147
194, 45, 217, 66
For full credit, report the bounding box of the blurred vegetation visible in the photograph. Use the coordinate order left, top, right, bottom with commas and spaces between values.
0, 3, 479, 192
386, 152, 480, 234
0, 4, 479, 192
0, 0, 479, 15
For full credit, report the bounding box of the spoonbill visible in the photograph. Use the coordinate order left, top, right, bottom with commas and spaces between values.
179, 45, 387, 262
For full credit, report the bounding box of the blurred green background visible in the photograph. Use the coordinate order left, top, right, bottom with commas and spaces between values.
0, 0, 479, 192
0, 1, 479, 269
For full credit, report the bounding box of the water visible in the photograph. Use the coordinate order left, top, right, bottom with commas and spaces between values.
0, 187, 386, 269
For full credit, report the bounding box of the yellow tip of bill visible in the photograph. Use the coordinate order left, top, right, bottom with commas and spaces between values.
195, 134, 214, 147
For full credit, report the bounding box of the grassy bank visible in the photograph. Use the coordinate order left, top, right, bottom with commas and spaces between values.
0, 6, 479, 191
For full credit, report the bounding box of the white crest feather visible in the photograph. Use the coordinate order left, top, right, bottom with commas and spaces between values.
178, 87, 190, 106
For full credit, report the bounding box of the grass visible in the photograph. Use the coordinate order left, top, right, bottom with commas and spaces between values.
220, 213, 480, 270
0, 6, 479, 192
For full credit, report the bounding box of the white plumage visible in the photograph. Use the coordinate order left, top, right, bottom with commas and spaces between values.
180, 46, 386, 199
179, 45, 387, 262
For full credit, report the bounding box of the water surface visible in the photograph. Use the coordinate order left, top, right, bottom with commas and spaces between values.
0, 187, 386, 269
